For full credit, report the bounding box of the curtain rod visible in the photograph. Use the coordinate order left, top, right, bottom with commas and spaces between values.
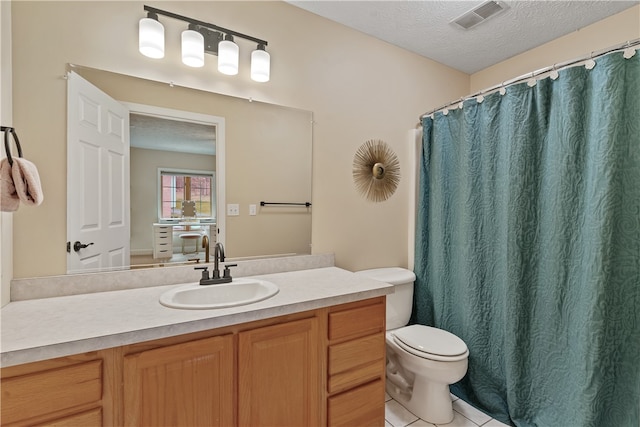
420, 38, 640, 120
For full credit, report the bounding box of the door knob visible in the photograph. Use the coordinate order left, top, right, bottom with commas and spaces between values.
73, 241, 94, 252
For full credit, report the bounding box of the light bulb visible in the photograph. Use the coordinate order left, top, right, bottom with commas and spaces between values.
139, 14, 164, 59
251, 45, 270, 82
218, 35, 239, 75
181, 27, 204, 67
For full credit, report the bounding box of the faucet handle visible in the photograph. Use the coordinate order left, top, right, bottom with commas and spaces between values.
195, 266, 210, 281
222, 263, 237, 279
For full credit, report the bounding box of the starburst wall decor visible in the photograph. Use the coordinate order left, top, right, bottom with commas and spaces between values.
352, 139, 400, 202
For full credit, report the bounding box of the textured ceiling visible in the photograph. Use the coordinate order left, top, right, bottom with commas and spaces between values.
130, 114, 216, 156
287, 1, 638, 74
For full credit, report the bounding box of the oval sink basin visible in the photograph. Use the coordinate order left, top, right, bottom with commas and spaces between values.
160, 278, 279, 310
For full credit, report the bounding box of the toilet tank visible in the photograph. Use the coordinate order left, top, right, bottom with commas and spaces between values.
355, 267, 416, 330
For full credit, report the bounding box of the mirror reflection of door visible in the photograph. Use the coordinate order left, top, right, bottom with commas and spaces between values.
67, 71, 130, 274
67, 73, 223, 273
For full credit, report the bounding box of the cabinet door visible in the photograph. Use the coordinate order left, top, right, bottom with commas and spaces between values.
123, 335, 234, 427
239, 317, 320, 427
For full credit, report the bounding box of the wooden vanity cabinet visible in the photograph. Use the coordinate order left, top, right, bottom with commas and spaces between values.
1, 297, 386, 427
119, 311, 323, 427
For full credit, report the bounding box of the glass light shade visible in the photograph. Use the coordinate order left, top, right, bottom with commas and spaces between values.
218, 39, 239, 75
139, 17, 164, 59
251, 48, 270, 82
181, 29, 204, 67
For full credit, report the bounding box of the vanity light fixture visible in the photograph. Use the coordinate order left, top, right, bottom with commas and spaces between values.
218, 34, 239, 75
139, 11, 165, 59
138, 5, 270, 82
181, 24, 205, 68
251, 44, 271, 82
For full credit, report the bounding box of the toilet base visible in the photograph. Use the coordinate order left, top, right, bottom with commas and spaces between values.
386, 375, 454, 424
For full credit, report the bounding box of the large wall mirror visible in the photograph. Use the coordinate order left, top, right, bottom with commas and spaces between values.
54, 66, 312, 275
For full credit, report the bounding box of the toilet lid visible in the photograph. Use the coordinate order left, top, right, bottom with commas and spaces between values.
393, 325, 468, 358
355, 267, 416, 285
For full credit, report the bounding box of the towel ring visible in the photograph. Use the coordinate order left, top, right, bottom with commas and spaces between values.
1, 126, 23, 166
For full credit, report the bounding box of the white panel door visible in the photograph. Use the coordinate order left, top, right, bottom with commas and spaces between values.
67, 71, 130, 274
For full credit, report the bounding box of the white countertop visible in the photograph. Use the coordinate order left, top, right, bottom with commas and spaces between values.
1, 267, 392, 368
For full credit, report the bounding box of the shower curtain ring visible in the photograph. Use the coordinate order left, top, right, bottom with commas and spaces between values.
585, 52, 596, 70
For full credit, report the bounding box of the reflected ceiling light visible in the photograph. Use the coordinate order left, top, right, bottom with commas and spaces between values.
138, 5, 270, 82
139, 11, 164, 59
181, 24, 205, 67
251, 44, 270, 82
218, 35, 239, 75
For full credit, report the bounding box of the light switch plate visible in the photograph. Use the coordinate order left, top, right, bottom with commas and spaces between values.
249, 204, 257, 216
227, 204, 240, 216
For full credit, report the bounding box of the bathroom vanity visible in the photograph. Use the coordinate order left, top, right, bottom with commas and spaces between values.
1, 263, 392, 426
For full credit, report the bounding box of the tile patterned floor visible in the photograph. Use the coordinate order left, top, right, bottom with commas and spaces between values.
385, 392, 510, 427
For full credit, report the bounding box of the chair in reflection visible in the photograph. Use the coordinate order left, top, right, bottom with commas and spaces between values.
179, 200, 202, 255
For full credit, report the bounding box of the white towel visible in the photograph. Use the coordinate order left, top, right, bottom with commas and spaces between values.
11, 157, 44, 206
0, 158, 19, 212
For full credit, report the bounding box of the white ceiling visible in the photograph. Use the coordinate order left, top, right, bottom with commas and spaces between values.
287, 1, 638, 74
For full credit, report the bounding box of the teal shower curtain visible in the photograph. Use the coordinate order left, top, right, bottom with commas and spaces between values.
414, 52, 640, 426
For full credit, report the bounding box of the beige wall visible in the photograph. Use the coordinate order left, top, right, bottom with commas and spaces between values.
226, 102, 312, 258
11, 1, 467, 278
471, 6, 640, 92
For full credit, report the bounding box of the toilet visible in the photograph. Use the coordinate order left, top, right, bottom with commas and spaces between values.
356, 267, 469, 424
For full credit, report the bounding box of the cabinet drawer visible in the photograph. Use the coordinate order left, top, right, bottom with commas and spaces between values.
329, 333, 384, 375
154, 235, 171, 243
327, 379, 385, 427
328, 333, 385, 393
1, 360, 102, 425
329, 301, 385, 341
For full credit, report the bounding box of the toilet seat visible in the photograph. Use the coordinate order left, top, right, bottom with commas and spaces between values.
392, 325, 468, 362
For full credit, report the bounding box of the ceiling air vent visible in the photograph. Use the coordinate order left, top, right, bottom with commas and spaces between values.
451, 1, 508, 30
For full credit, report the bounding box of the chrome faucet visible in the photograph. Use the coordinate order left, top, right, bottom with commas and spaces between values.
194, 242, 236, 285
202, 235, 210, 263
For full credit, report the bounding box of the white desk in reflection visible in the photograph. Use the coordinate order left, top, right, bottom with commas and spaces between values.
152, 221, 217, 259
